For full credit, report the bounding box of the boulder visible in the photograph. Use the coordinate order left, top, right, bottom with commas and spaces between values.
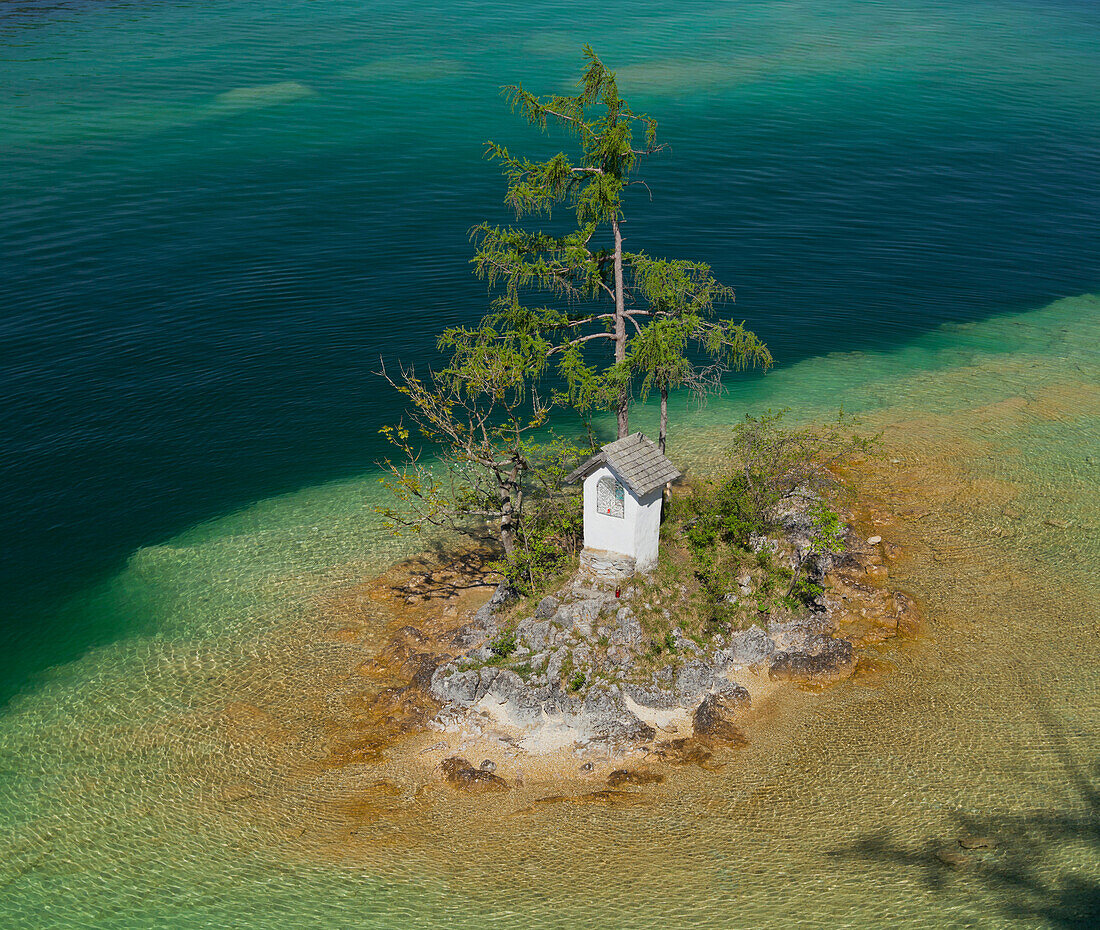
485, 670, 544, 726
675, 659, 719, 699
692, 690, 750, 746
535, 595, 561, 620
624, 684, 680, 710
767, 613, 835, 652
440, 756, 510, 792
557, 598, 602, 636
768, 635, 855, 683
582, 688, 656, 744
430, 664, 478, 705
715, 626, 775, 668
523, 619, 552, 651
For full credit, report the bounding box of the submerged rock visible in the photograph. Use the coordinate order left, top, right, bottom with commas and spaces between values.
607, 769, 664, 788
692, 690, 750, 746
768, 635, 855, 682
651, 737, 714, 768
440, 756, 510, 792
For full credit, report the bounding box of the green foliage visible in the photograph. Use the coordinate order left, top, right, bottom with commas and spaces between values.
493, 480, 585, 597
568, 669, 586, 693
672, 409, 877, 622
622, 260, 772, 424
378, 315, 592, 577
728, 408, 879, 518
489, 627, 518, 659
472, 48, 769, 439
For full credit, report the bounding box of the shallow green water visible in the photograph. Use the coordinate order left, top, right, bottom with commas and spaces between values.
2, 295, 1097, 928
3, 0, 1100, 925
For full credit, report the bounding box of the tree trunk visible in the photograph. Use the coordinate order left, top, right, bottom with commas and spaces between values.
499, 478, 516, 556
659, 387, 668, 454
500, 511, 515, 556
612, 215, 628, 438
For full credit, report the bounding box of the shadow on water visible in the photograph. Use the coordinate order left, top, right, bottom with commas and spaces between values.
832, 709, 1100, 928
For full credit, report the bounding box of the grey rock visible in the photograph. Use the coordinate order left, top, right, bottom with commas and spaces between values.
430, 665, 479, 705
484, 670, 544, 725
606, 644, 635, 669
545, 647, 567, 684
583, 688, 656, 744
610, 608, 644, 648
624, 684, 680, 710
479, 759, 497, 773
560, 598, 603, 637
675, 659, 719, 698
535, 595, 560, 620
715, 625, 775, 668
767, 613, 835, 651
467, 644, 494, 664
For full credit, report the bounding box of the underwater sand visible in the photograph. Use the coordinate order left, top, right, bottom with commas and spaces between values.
1, 295, 1097, 928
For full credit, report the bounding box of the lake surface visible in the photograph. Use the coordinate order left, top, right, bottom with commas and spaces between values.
1, 1, 1098, 927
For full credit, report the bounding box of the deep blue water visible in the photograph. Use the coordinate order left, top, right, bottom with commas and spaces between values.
1, 0, 1099, 701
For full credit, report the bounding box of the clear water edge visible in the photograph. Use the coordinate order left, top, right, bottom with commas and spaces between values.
2, 0, 1100, 925
2, 294, 1097, 928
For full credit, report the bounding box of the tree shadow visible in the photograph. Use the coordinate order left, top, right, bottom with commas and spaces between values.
385, 542, 500, 601
831, 708, 1100, 928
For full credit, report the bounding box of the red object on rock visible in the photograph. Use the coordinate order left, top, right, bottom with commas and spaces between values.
615, 586, 621, 598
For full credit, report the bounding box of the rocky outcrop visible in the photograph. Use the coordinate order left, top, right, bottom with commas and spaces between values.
768, 634, 855, 683
420, 489, 915, 758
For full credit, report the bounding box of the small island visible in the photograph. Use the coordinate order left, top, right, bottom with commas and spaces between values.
351, 417, 919, 794
362, 50, 920, 790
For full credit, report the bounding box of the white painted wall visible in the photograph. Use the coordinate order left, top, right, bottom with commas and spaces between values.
581, 464, 664, 571
632, 487, 664, 572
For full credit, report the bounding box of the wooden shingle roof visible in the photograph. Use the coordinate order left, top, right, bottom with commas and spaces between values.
566, 432, 681, 498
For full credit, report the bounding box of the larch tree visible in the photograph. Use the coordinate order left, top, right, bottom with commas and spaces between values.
471, 46, 662, 438
472, 47, 770, 440
623, 257, 773, 453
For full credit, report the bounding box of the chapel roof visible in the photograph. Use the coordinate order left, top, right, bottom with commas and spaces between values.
566, 432, 682, 498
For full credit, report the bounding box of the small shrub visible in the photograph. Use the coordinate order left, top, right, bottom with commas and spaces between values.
489, 628, 518, 658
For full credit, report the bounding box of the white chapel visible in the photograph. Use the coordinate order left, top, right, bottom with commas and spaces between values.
566, 432, 681, 578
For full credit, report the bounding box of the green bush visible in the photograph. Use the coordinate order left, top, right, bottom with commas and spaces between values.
489, 627, 518, 658
674, 409, 875, 621
496, 497, 583, 597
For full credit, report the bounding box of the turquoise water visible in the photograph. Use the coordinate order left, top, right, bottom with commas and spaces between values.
1, 1, 1099, 926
